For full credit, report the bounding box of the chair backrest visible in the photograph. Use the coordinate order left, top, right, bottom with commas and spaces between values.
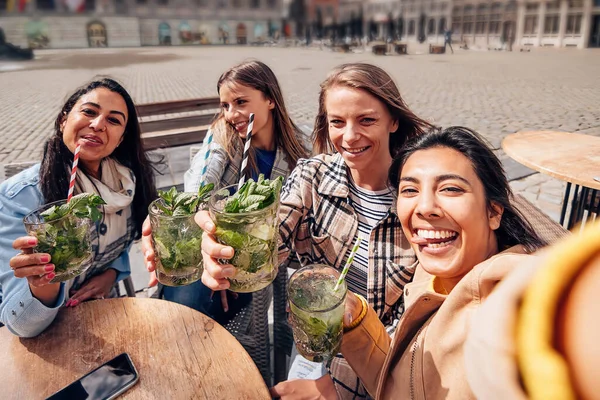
512, 194, 569, 244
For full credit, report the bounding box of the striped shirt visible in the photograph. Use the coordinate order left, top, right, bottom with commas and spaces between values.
345, 178, 395, 298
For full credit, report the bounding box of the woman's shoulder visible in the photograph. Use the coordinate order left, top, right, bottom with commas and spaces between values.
473, 246, 539, 291
0, 164, 42, 200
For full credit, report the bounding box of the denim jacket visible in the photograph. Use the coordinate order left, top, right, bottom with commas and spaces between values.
0, 164, 131, 338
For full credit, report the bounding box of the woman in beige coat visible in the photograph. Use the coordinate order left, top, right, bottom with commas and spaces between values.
340, 126, 547, 400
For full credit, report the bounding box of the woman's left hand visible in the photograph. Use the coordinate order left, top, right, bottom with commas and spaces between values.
66, 269, 118, 307
270, 375, 337, 400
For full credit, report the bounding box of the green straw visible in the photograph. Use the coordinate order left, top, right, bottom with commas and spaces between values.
334, 237, 362, 291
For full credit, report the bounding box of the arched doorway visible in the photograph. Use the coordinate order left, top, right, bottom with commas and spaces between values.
438, 17, 446, 34
87, 21, 107, 47
254, 23, 265, 42
218, 22, 230, 44
158, 22, 171, 45
25, 20, 50, 49
236, 23, 247, 44
179, 21, 192, 44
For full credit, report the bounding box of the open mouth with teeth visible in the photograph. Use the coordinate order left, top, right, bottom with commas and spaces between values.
413, 229, 458, 249
81, 135, 103, 145
343, 146, 371, 155
232, 121, 248, 132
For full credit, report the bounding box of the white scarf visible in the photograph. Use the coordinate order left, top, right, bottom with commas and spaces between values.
68, 158, 136, 291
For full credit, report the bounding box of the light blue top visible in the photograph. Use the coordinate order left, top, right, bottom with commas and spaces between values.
0, 164, 132, 338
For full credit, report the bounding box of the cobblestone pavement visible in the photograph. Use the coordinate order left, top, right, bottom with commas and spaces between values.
1, 45, 599, 226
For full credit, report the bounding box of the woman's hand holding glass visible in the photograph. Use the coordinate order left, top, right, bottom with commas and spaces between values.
9, 236, 58, 306
195, 210, 236, 290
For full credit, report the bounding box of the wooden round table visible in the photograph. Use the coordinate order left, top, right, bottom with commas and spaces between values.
502, 131, 600, 228
0, 298, 270, 399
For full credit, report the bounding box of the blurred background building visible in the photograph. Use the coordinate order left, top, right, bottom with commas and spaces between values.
0, 0, 287, 48
1, 0, 599, 48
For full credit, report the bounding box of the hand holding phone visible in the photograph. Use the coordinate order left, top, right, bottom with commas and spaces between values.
46, 353, 139, 400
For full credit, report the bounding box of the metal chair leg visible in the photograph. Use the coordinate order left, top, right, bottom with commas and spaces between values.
123, 276, 136, 298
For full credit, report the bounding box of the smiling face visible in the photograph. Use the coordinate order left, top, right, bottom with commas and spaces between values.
219, 82, 274, 143
60, 87, 128, 176
396, 147, 502, 288
325, 86, 398, 189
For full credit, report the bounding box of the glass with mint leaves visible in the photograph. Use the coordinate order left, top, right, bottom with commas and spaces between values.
288, 265, 347, 362
23, 193, 105, 283
209, 174, 282, 293
148, 183, 214, 287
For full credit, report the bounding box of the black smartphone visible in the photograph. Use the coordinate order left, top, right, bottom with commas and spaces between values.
46, 353, 139, 400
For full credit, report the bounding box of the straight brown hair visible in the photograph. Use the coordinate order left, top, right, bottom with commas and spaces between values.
213, 60, 307, 175
313, 63, 435, 157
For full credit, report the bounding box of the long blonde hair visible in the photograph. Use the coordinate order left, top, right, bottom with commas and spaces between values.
212, 60, 307, 175
313, 63, 435, 156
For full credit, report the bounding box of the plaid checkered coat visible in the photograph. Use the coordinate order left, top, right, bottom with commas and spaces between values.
278, 153, 417, 398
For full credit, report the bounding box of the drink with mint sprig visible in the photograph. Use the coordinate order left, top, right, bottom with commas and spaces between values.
148, 183, 214, 287
288, 265, 347, 362
209, 175, 282, 293
23, 193, 105, 283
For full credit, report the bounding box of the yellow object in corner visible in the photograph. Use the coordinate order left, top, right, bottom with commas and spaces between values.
517, 222, 600, 400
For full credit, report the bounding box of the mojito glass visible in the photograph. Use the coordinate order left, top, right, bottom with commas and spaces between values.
148, 198, 204, 287
23, 199, 94, 283
209, 184, 279, 293
288, 265, 347, 362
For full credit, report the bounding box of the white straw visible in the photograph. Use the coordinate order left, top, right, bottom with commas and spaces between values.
237, 113, 254, 190
334, 237, 362, 291
198, 128, 214, 185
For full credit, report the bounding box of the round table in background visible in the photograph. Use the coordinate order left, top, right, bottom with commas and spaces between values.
502, 131, 600, 229
0, 298, 270, 399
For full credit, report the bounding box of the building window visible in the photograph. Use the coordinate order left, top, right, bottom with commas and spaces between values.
489, 21, 500, 34
84, 0, 95, 11
157, 0, 167, 5
546, 1, 560, 11
36, 0, 56, 9
544, 15, 560, 34
267, 0, 275, 7
452, 17, 461, 34
440, 3, 447, 11
524, 15, 538, 34
250, 0, 259, 8
136, 0, 146, 4
525, 2, 539, 12
475, 4, 487, 34
438, 17, 446, 33
408, 20, 415, 35
428, 18, 436, 34
491, 2, 501, 13
568, 0, 583, 8
566, 14, 582, 34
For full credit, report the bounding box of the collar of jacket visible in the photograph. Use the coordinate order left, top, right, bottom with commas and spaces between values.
317, 152, 400, 215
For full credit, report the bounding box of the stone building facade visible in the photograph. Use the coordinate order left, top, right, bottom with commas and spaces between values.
0, 0, 285, 48
358, 0, 600, 49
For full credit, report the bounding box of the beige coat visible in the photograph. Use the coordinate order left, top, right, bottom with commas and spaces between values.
341, 245, 535, 400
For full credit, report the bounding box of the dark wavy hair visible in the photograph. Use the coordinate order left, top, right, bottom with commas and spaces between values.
39, 78, 157, 240
388, 126, 546, 253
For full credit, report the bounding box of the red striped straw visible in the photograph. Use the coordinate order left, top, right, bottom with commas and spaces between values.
67, 143, 81, 203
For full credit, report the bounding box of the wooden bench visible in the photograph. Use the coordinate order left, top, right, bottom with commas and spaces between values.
394, 43, 408, 54
138, 97, 220, 151
429, 44, 446, 54
372, 43, 387, 55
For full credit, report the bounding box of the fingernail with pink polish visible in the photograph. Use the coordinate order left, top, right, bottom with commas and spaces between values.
44, 264, 54, 272
40, 255, 50, 263
46, 272, 56, 280
28, 238, 37, 245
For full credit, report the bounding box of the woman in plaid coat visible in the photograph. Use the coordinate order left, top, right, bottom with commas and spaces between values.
199, 63, 435, 399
